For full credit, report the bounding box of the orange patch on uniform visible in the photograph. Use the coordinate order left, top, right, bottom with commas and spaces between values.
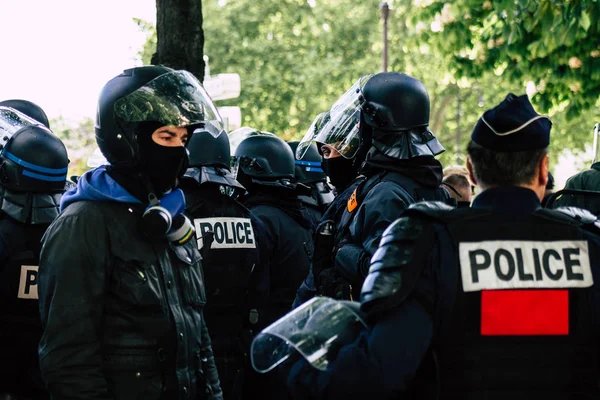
347, 188, 358, 212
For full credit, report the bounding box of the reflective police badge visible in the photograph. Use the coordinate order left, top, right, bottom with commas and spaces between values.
193, 217, 256, 250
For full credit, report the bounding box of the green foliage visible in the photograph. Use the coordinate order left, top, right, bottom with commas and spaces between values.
51, 117, 96, 178
134, 17, 157, 65
417, 0, 600, 117
136, 0, 598, 169
202, 0, 380, 139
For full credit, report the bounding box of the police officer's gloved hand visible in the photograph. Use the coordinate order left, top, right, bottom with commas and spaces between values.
316, 268, 352, 300
286, 358, 322, 400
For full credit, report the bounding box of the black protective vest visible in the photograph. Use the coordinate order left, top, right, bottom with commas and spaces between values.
433, 207, 600, 400
0, 214, 48, 395
184, 188, 260, 343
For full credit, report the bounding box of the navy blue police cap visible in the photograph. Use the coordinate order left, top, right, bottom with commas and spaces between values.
471, 93, 551, 152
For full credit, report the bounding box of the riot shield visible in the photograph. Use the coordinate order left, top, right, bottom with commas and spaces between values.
250, 296, 367, 373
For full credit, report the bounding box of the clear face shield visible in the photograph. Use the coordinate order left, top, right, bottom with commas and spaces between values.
0, 106, 46, 150
251, 297, 367, 373
114, 70, 223, 137
297, 75, 373, 160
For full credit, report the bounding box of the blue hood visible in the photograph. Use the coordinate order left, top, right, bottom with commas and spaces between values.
60, 166, 142, 212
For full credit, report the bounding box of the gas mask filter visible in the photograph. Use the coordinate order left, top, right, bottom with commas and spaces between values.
141, 189, 195, 245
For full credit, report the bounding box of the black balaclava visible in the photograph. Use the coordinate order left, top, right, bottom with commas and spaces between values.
136, 122, 189, 196
322, 157, 358, 191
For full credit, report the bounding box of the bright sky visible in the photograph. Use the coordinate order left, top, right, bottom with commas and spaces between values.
0, 0, 156, 122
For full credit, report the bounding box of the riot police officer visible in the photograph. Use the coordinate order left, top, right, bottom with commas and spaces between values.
232, 129, 314, 400
179, 125, 268, 400
293, 111, 365, 307
287, 141, 335, 227
232, 129, 313, 325
38, 66, 223, 399
0, 103, 68, 399
296, 72, 451, 300
285, 93, 600, 399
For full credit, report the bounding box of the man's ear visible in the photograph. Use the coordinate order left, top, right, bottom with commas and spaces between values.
538, 153, 549, 187
466, 157, 478, 186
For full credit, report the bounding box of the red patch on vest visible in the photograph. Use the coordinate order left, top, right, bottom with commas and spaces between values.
480, 290, 569, 336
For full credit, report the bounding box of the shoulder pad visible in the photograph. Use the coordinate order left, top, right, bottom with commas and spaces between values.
550, 206, 600, 232
408, 200, 454, 213
378, 216, 426, 248
553, 206, 598, 224
403, 200, 456, 222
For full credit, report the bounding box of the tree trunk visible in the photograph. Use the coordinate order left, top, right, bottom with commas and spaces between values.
152, 0, 205, 82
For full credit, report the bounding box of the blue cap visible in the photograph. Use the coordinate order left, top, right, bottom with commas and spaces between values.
471, 93, 551, 152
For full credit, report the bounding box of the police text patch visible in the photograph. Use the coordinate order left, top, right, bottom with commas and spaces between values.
193, 217, 256, 250
459, 240, 593, 292
18, 265, 39, 300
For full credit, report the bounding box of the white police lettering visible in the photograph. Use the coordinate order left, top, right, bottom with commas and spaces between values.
459, 240, 593, 292
193, 217, 256, 250
17, 265, 39, 300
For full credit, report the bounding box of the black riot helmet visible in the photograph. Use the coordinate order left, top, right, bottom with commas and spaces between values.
187, 124, 229, 169
184, 125, 245, 191
287, 141, 326, 184
233, 133, 295, 188
95, 65, 223, 168
297, 72, 444, 162
0, 107, 68, 193
0, 99, 50, 128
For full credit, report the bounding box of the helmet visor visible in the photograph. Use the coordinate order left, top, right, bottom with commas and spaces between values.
0, 106, 45, 149
250, 297, 367, 373
114, 70, 223, 135
297, 75, 372, 160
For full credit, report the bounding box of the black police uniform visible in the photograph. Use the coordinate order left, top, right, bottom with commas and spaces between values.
319, 73, 451, 299
286, 93, 600, 400
180, 178, 268, 400
243, 193, 313, 327
182, 122, 268, 400
333, 158, 451, 299
0, 215, 54, 398
233, 133, 314, 400
0, 107, 67, 399
293, 176, 364, 308
287, 188, 600, 400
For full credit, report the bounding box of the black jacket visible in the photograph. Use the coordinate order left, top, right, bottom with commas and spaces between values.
334, 157, 451, 299
242, 190, 314, 329
38, 200, 222, 400
182, 181, 269, 400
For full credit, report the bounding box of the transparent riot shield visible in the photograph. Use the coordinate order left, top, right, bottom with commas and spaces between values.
251, 296, 367, 373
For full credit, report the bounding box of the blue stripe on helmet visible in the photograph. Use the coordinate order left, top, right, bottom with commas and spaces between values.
22, 170, 67, 182
295, 160, 322, 167
305, 167, 324, 173
3, 151, 69, 175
